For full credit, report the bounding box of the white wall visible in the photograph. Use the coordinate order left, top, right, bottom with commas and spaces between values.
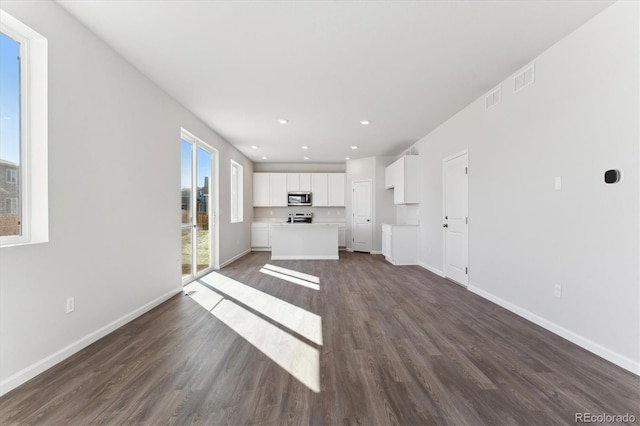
413, 1, 639, 372
0, 0, 253, 394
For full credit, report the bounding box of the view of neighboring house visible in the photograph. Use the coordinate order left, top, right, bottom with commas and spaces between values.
0, 159, 19, 236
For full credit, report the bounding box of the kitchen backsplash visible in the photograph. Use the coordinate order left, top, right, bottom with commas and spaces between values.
254, 207, 346, 222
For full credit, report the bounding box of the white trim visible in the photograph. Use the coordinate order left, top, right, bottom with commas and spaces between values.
230, 160, 244, 223
216, 248, 251, 269
418, 261, 445, 277
0, 288, 182, 397
0, 10, 48, 247
468, 285, 640, 375
371, 250, 382, 255
251, 248, 271, 252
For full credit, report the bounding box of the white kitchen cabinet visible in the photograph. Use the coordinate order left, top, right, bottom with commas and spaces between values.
312, 173, 328, 206
338, 224, 346, 247
253, 173, 287, 207
251, 222, 271, 248
299, 173, 312, 191
384, 161, 397, 189
286, 173, 312, 192
286, 173, 300, 192
270, 173, 287, 206
381, 224, 418, 265
253, 173, 271, 207
385, 156, 419, 204
327, 173, 345, 206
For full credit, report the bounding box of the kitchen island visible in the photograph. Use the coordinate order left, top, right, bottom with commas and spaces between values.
270, 223, 339, 260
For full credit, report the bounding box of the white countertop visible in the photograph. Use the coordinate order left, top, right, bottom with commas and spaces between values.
271, 223, 339, 227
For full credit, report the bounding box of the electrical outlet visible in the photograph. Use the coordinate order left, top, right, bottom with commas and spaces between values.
554, 284, 562, 298
66, 297, 75, 313
554, 176, 562, 190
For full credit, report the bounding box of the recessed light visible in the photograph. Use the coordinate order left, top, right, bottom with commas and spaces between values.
277, 119, 288, 124
360, 120, 370, 125
262, 156, 268, 160
345, 157, 351, 160
301, 145, 309, 150
303, 156, 309, 160
251, 145, 259, 149
351, 145, 358, 150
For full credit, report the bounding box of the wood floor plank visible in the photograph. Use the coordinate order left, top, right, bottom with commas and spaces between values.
1, 251, 638, 425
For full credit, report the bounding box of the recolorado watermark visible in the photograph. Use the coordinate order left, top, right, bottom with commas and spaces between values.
575, 413, 636, 423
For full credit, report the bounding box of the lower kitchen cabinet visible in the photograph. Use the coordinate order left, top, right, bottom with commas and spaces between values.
251, 223, 271, 248
381, 224, 418, 265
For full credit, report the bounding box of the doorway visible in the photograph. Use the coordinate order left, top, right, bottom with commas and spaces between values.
181, 130, 218, 283
351, 179, 372, 253
443, 151, 468, 286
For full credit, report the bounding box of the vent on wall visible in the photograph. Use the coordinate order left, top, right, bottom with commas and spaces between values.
485, 86, 501, 109
514, 63, 535, 92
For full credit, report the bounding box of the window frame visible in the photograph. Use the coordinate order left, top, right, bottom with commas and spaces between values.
0, 10, 48, 247
230, 160, 243, 223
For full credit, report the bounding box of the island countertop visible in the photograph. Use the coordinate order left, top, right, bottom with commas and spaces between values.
270, 223, 339, 260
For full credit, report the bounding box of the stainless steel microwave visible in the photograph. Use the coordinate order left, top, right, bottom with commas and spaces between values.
287, 192, 312, 206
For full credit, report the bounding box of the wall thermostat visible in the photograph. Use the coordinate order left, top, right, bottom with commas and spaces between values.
604, 169, 621, 184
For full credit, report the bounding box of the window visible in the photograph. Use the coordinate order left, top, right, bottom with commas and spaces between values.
230, 160, 243, 223
5, 198, 17, 214
0, 10, 48, 246
6, 169, 17, 184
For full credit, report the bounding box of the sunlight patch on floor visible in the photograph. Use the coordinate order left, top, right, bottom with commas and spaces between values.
199, 272, 322, 345
211, 299, 320, 393
183, 281, 224, 311
263, 264, 320, 284
259, 268, 320, 291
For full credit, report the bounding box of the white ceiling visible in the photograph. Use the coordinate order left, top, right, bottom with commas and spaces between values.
57, 0, 613, 164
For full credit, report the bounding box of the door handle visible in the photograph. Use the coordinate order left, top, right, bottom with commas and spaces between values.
443, 224, 448, 228
367, 219, 370, 222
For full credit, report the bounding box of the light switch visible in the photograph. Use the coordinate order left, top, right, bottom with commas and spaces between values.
554, 176, 562, 190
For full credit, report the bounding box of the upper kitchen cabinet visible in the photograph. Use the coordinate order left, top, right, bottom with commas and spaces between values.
385, 156, 419, 204
253, 173, 270, 206
255, 172, 344, 207
327, 173, 345, 206
253, 173, 287, 207
312, 173, 345, 207
311, 173, 328, 206
286, 173, 312, 192
271, 173, 287, 206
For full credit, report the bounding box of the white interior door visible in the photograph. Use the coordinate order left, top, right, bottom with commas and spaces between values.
352, 180, 372, 253
443, 152, 468, 286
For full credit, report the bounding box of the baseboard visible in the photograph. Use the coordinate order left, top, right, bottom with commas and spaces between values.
219, 248, 251, 269
0, 287, 182, 397
468, 285, 640, 376
371, 250, 382, 255
345, 248, 354, 252
418, 261, 445, 277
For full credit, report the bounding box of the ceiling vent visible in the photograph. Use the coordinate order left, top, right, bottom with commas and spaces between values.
485, 86, 501, 109
514, 63, 535, 92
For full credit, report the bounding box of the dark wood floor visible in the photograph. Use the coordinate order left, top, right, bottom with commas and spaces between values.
1, 251, 638, 425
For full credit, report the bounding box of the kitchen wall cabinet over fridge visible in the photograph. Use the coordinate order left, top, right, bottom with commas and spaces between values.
385, 156, 419, 204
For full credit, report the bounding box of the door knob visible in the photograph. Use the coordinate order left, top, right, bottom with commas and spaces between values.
443, 224, 448, 228
367, 219, 370, 222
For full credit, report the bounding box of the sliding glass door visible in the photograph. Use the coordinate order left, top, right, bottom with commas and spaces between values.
181, 133, 216, 282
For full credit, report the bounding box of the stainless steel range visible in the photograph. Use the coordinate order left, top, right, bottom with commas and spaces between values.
287, 212, 313, 223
